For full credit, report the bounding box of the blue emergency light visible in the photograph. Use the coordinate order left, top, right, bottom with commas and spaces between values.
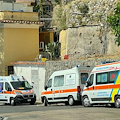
11, 76, 14, 80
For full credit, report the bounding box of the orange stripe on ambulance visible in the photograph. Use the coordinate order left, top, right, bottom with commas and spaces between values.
0, 75, 36, 106
41, 66, 93, 106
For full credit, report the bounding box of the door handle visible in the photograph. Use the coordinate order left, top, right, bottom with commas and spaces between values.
51, 89, 52, 91
93, 86, 94, 90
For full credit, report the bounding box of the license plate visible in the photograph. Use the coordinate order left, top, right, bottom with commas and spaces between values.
27, 99, 31, 102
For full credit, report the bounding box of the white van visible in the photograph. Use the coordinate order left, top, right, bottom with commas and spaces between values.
41, 66, 93, 106
0, 75, 36, 106
82, 61, 120, 108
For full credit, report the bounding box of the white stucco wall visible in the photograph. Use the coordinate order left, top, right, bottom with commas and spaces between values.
14, 65, 45, 102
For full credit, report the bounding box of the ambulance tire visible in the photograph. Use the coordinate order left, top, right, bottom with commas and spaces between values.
65, 101, 69, 105
115, 96, 120, 108
110, 103, 115, 107
44, 97, 48, 106
68, 96, 74, 106
83, 96, 91, 107
30, 100, 36, 105
10, 98, 16, 106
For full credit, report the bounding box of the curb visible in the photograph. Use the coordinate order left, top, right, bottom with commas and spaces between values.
0, 117, 8, 120
36, 101, 42, 105
3, 117, 8, 120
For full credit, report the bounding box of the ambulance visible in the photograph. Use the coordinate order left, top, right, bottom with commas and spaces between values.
41, 65, 93, 106
0, 75, 36, 106
82, 61, 120, 108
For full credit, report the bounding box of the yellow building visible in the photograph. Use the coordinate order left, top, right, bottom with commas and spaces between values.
0, 11, 44, 75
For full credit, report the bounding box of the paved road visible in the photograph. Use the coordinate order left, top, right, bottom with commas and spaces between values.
0, 103, 120, 120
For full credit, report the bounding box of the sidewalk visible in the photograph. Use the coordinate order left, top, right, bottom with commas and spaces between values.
36, 100, 43, 105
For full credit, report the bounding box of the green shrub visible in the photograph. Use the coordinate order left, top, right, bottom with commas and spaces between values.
78, 4, 89, 14
107, 2, 120, 46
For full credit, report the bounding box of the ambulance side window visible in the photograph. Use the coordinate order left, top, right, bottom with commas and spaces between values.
87, 74, 94, 86
47, 79, 52, 88
5, 82, 11, 91
96, 72, 108, 84
81, 73, 88, 84
54, 75, 64, 87
109, 71, 118, 83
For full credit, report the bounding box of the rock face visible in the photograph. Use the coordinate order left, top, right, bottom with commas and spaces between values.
53, 0, 118, 29
60, 26, 119, 60
56, 0, 120, 60
63, 0, 118, 27
66, 26, 103, 58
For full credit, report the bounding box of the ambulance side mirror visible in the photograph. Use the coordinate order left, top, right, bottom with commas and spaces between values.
44, 85, 48, 90
85, 81, 89, 87
7, 87, 12, 91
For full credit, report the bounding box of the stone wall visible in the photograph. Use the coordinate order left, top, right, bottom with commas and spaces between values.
53, 0, 120, 60
45, 58, 120, 83
60, 26, 119, 60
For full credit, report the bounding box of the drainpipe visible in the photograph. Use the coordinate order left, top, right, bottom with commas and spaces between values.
12, 0, 15, 10
103, 9, 108, 54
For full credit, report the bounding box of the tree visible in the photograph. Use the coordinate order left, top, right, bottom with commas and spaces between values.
107, 3, 120, 46
44, 42, 61, 60
54, 0, 61, 4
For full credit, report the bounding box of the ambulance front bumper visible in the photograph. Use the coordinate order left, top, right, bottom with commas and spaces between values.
15, 94, 36, 103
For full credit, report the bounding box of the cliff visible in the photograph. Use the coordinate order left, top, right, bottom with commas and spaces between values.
52, 0, 120, 60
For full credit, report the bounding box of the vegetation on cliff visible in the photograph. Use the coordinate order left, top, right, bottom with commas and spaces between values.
52, 0, 117, 32
107, 2, 120, 46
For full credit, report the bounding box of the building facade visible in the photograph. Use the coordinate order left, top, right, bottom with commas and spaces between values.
0, 11, 44, 75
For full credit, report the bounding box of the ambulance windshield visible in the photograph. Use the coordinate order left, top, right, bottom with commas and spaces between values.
11, 81, 32, 90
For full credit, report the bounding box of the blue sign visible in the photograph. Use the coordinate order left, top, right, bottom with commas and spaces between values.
0, 84, 2, 93
83, 77, 87, 81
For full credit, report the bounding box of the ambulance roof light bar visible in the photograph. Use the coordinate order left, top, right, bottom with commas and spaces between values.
76, 65, 79, 68
22, 76, 25, 80
11, 76, 14, 80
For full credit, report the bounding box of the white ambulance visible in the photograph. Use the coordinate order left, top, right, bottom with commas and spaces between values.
41, 65, 93, 106
82, 61, 120, 108
0, 75, 36, 106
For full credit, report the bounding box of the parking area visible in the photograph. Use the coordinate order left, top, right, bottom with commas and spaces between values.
0, 104, 120, 120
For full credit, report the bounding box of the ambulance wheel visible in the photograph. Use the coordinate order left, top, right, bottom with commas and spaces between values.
65, 101, 69, 105
68, 96, 74, 106
83, 96, 91, 107
115, 96, 120, 108
10, 98, 16, 106
44, 97, 48, 106
110, 103, 115, 107
30, 96, 36, 105
30, 100, 36, 105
